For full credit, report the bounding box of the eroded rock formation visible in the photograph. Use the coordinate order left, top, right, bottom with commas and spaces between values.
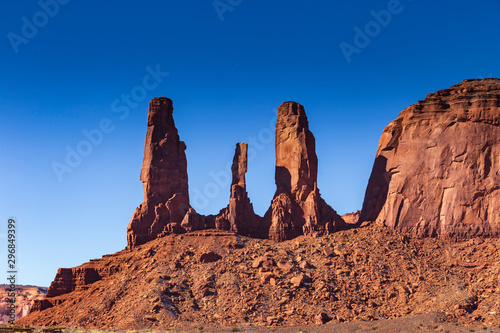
0, 285, 47, 323
31, 262, 121, 312
265, 102, 345, 241
216, 143, 263, 237
360, 78, 500, 238
127, 97, 190, 248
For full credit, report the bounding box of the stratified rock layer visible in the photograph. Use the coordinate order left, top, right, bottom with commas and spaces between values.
216, 143, 264, 237
127, 97, 190, 248
360, 79, 500, 238
265, 102, 345, 241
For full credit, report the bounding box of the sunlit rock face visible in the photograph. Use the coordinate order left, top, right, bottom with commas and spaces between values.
360, 79, 500, 239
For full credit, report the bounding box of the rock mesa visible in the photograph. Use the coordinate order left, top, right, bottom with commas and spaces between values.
360, 78, 500, 238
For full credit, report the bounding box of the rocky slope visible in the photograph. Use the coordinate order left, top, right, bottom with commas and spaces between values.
17, 223, 500, 329
0, 285, 47, 323
361, 78, 500, 238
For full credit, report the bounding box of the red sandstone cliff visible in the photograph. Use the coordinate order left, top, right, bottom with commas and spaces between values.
360, 78, 500, 238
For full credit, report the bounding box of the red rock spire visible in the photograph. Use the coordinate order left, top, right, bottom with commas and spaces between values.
127, 97, 190, 248
265, 101, 345, 241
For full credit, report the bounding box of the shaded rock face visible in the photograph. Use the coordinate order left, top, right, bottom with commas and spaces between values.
216, 143, 264, 237
360, 79, 500, 239
127, 97, 190, 249
265, 102, 345, 241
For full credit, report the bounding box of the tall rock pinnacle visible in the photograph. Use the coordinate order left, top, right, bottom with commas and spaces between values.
265, 102, 345, 241
127, 97, 190, 248
360, 79, 500, 238
216, 143, 263, 237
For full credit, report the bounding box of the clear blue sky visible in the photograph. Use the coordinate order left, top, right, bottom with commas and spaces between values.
1, 0, 499, 287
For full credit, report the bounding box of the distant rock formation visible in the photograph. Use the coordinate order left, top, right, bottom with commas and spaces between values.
215, 143, 264, 237
360, 79, 500, 238
264, 102, 345, 241
341, 210, 361, 225
127, 97, 190, 248
0, 285, 47, 323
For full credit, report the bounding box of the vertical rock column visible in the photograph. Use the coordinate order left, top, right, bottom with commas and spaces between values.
127, 97, 190, 248
265, 102, 345, 241
216, 143, 263, 237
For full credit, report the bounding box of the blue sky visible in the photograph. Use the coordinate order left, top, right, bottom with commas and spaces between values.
1, 0, 499, 287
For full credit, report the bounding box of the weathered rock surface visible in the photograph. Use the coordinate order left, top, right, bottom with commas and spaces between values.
127, 97, 190, 248
0, 285, 47, 323
360, 79, 500, 238
216, 143, 264, 237
265, 102, 345, 241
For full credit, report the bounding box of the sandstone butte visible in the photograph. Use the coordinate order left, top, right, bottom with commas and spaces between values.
16, 78, 500, 330
126, 97, 345, 249
360, 78, 500, 239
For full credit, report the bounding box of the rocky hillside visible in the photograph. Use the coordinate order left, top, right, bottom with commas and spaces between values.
17, 223, 500, 329
0, 285, 47, 323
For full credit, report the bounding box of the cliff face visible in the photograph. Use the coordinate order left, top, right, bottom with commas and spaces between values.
265, 102, 345, 241
361, 78, 500, 238
127, 97, 190, 248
